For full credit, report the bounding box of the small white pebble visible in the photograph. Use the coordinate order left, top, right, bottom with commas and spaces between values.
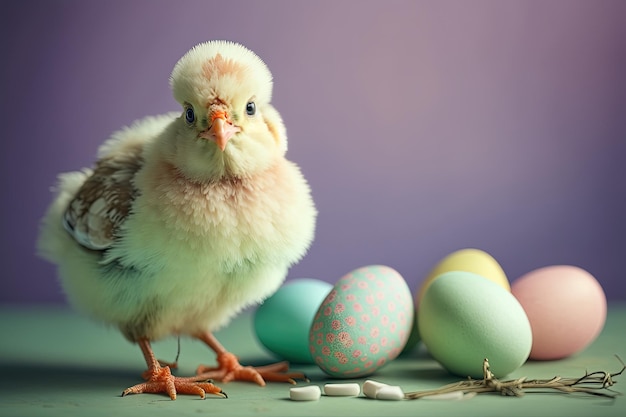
323, 383, 361, 397
375, 385, 405, 400
362, 380, 389, 399
289, 385, 321, 401
421, 391, 465, 400
420, 391, 477, 401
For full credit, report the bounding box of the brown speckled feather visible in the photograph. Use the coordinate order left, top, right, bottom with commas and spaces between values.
63, 144, 143, 250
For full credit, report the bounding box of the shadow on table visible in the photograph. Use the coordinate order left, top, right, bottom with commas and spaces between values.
0, 360, 142, 394
0, 355, 321, 393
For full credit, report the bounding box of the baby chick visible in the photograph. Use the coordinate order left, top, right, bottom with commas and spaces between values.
37, 40, 317, 400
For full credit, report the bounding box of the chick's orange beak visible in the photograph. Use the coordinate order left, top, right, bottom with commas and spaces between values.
199, 110, 241, 151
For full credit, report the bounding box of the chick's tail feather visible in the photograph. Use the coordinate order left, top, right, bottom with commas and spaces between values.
37, 170, 93, 263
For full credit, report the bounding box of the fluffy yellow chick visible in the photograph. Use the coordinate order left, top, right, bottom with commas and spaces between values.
37, 40, 317, 400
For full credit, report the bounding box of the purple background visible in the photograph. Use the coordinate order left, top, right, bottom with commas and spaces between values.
1, 0, 625, 305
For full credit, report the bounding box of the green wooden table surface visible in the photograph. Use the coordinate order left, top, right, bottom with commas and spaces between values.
1, 303, 625, 417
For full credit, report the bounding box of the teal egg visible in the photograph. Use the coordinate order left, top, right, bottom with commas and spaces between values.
309, 265, 414, 378
254, 278, 332, 364
418, 271, 532, 378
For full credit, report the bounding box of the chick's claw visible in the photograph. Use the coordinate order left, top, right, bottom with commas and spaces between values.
252, 362, 310, 384
123, 365, 226, 400
195, 352, 306, 386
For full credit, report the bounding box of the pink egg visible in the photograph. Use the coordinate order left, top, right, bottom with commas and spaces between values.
511, 265, 606, 360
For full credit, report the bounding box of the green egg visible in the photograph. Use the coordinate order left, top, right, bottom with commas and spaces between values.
418, 271, 532, 378
254, 278, 333, 364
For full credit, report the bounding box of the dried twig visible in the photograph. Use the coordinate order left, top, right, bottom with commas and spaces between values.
405, 355, 625, 400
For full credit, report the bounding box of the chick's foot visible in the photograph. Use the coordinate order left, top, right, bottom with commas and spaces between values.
122, 365, 226, 400
195, 352, 307, 386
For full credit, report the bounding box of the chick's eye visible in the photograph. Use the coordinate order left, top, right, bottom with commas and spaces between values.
185, 107, 195, 124
245, 101, 256, 116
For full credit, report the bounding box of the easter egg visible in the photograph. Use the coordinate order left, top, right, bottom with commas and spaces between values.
417, 248, 509, 307
405, 248, 509, 353
254, 278, 333, 363
419, 271, 532, 378
309, 265, 413, 378
511, 265, 606, 360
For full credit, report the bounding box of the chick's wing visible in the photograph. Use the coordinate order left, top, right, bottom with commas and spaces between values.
63, 145, 143, 251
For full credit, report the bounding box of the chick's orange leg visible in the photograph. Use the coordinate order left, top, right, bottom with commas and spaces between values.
194, 331, 307, 385
122, 338, 226, 400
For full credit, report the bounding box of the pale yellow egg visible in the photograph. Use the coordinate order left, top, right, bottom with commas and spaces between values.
416, 248, 509, 307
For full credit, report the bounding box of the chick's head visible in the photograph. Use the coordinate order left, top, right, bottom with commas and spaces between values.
167, 40, 287, 181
